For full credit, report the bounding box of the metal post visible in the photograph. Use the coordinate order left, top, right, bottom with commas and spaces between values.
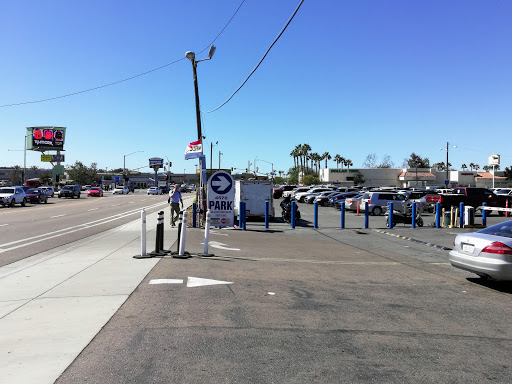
265, 201, 269, 229
242, 202, 247, 231
314, 201, 319, 229
193, 202, 197, 227
388, 202, 393, 229
364, 201, 369, 229
340, 202, 345, 229
291, 201, 296, 229
200, 210, 215, 256
179, 211, 188, 256
412, 202, 417, 228
141, 208, 146, 256
436, 202, 441, 228
482, 202, 487, 226
459, 202, 464, 228
239, 201, 244, 228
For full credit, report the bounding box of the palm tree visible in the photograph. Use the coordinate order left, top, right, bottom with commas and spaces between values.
322, 152, 331, 169
345, 159, 353, 169
340, 157, 346, 169
469, 162, 476, 171
333, 154, 341, 168
473, 164, 480, 171
302, 144, 311, 174
461, 164, 467, 171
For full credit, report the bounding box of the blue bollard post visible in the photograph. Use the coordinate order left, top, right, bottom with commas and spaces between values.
340, 202, 345, 229
459, 202, 464, 228
412, 202, 417, 228
364, 202, 369, 229
291, 201, 296, 229
482, 202, 487, 226
388, 202, 393, 229
239, 201, 243, 229
192, 202, 197, 228
314, 202, 319, 229
436, 202, 441, 228
265, 201, 269, 229
242, 202, 247, 231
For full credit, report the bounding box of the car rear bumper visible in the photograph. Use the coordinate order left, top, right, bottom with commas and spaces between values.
448, 250, 512, 280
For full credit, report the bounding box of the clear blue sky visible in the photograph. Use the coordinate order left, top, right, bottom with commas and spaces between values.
1, 0, 511, 176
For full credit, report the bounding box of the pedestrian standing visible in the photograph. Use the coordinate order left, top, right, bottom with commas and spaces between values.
169, 184, 184, 226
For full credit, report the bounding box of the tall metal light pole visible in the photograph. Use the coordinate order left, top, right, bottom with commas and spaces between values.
258, 159, 274, 180
7, 134, 29, 185
218, 151, 223, 170
186, 46, 216, 222
440, 142, 456, 186
210, 141, 218, 172
123, 150, 143, 183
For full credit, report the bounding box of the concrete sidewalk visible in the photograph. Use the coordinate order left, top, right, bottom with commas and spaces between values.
0, 201, 192, 384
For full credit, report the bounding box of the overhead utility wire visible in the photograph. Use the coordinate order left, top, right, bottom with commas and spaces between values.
0, 0, 246, 108
202, 0, 305, 114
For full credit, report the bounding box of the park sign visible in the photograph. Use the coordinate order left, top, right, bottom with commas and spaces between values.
26, 126, 66, 151
149, 157, 164, 169
207, 171, 235, 227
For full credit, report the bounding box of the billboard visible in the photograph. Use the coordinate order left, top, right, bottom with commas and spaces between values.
26, 126, 66, 151
149, 157, 164, 169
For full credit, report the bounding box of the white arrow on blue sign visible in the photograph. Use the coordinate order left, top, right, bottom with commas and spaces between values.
208, 171, 235, 227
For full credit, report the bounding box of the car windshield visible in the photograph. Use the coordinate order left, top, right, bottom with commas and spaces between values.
478, 221, 512, 239
496, 190, 511, 195
0, 188, 15, 194
27, 189, 39, 194
63, 186, 73, 190
91, 187, 100, 191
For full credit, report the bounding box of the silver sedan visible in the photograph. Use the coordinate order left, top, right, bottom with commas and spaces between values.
449, 221, 512, 280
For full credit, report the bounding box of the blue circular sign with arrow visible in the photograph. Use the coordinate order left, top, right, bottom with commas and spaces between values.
210, 172, 233, 195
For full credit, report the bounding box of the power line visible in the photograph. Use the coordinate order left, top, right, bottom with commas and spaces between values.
0, 0, 246, 108
202, 0, 305, 114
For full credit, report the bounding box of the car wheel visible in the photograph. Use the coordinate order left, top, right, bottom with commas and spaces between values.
9, 199, 15, 207
21, 198, 26, 207
58, 195, 61, 198
417, 217, 424, 227
372, 206, 383, 216
77, 193, 81, 198
45, 198, 48, 204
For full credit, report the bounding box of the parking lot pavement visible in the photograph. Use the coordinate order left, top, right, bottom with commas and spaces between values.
56, 218, 512, 383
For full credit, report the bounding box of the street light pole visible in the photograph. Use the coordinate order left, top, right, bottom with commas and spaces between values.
219, 151, 223, 170
210, 141, 218, 173
440, 142, 456, 186
123, 150, 144, 184
186, 46, 216, 223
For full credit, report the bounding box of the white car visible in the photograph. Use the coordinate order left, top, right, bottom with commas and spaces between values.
294, 188, 334, 203
147, 187, 163, 195
113, 186, 129, 195
0, 186, 27, 207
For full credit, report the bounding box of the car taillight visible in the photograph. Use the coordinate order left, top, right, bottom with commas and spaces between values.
482, 242, 512, 255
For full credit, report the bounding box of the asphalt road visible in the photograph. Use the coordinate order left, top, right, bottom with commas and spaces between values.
53, 198, 512, 383
0, 190, 181, 267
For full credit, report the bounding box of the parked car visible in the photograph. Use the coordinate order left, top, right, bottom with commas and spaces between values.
295, 188, 334, 203
361, 191, 414, 216
328, 192, 360, 207
113, 186, 129, 195
147, 187, 163, 195
87, 187, 104, 197
273, 185, 296, 199
0, 186, 27, 207
401, 191, 431, 213
496, 189, 512, 196
40, 186, 55, 197
449, 220, 512, 280
308, 191, 338, 205
25, 188, 48, 204
283, 187, 310, 199
340, 193, 370, 211
58, 185, 81, 198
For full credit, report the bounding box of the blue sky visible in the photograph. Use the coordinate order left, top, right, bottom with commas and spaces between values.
1, 0, 511, 177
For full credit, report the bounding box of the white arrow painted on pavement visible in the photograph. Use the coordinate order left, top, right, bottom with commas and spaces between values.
187, 277, 233, 288
207, 241, 240, 251
149, 277, 233, 287
212, 176, 230, 192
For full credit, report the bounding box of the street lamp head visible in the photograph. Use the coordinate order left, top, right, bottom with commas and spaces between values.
185, 51, 195, 61
208, 45, 216, 59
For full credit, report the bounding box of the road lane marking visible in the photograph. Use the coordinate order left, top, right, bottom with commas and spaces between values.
149, 277, 233, 287
207, 241, 240, 251
50, 214, 66, 218
149, 279, 184, 284
0, 201, 168, 253
0, 224, 9, 227
87, 208, 98, 211
112, 204, 120, 207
